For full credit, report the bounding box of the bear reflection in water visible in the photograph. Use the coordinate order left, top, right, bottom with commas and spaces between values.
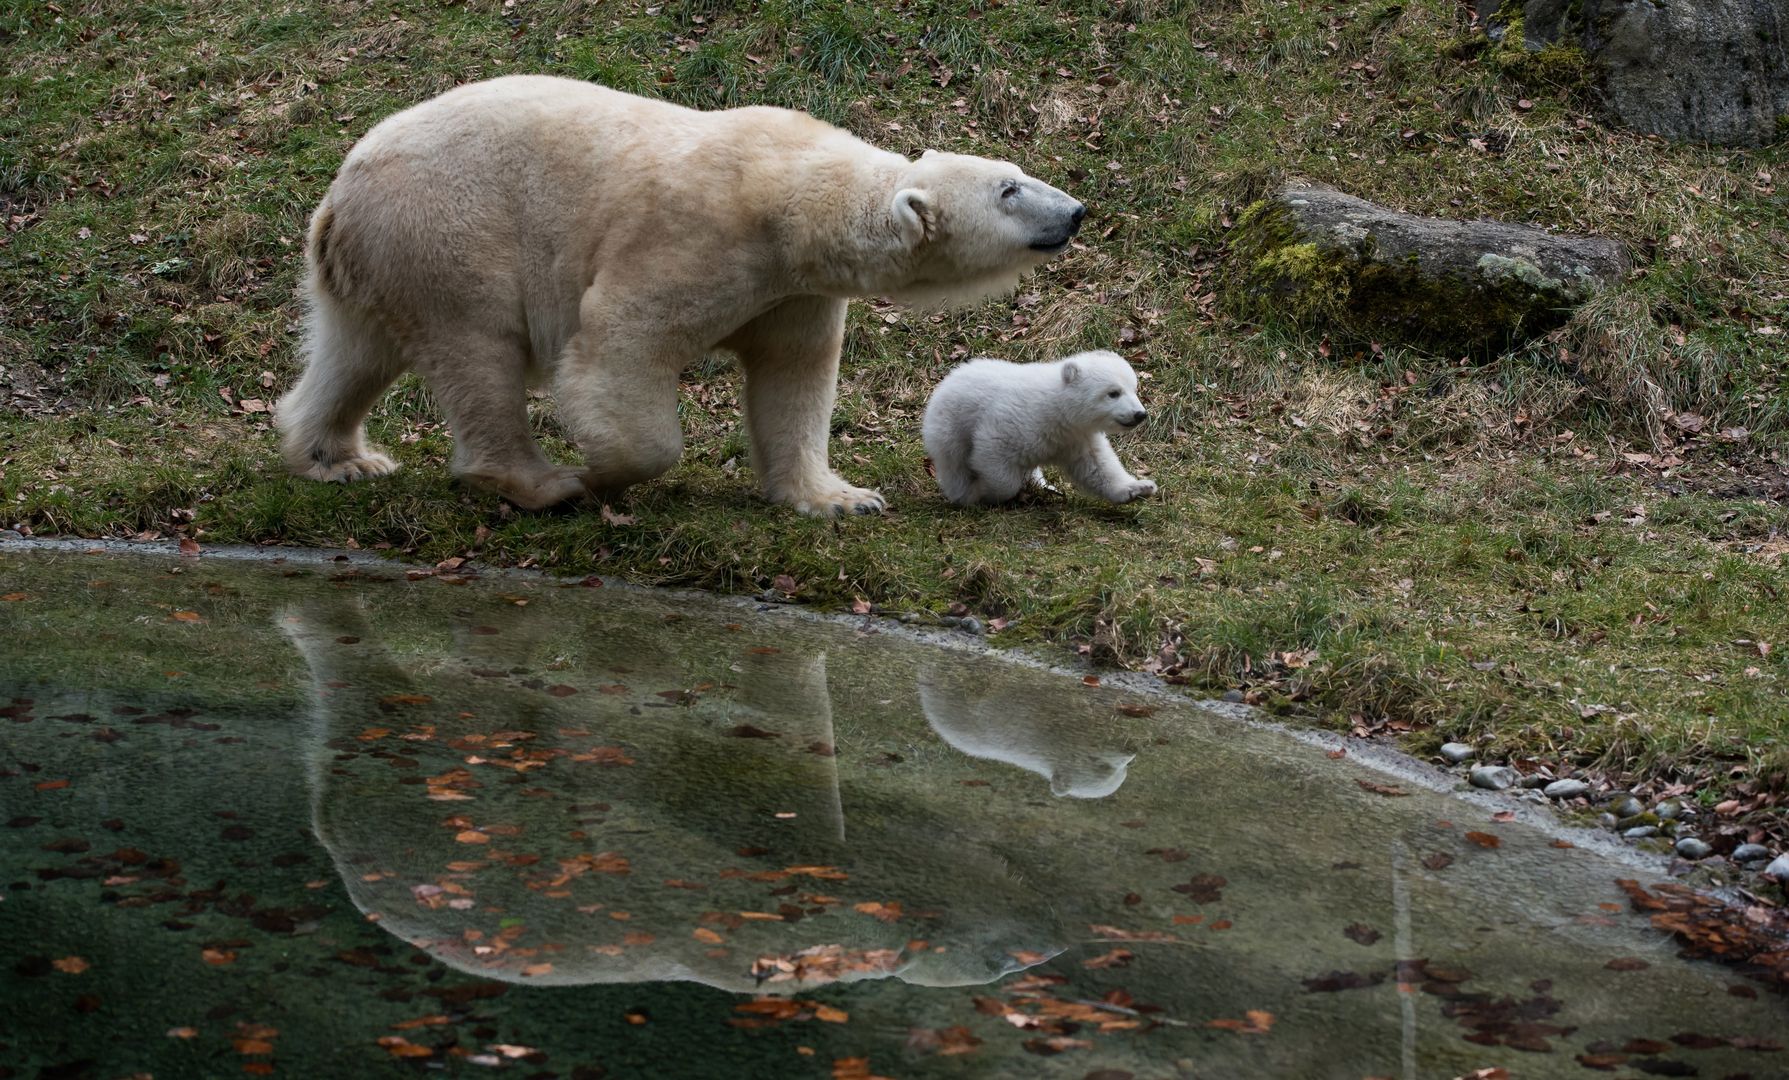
919, 664, 1136, 799
283, 597, 1140, 993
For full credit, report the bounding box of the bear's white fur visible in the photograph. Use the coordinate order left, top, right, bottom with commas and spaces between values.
921, 349, 1155, 506
274, 75, 1084, 516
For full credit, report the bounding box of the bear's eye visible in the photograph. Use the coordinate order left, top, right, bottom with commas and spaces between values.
1106, 389, 1121, 399
1000, 181, 1021, 200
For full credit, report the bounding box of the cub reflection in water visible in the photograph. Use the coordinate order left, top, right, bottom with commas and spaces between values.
280, 594, 1066, 992
919, 663, 1138, 799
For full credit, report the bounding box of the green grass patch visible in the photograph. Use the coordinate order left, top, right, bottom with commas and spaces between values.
2, 0, 1786, 818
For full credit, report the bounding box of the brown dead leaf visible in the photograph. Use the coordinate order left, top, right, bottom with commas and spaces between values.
52, 956, 90, 974
1356, 779, 1409, 797
1464, 831, 1501, 849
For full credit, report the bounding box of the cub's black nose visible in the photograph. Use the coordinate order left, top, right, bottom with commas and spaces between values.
1069, 204, 1087, 232
1123, 410, 1146, 428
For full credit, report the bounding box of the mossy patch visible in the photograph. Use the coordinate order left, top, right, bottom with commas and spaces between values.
1221, 195, 1610, 353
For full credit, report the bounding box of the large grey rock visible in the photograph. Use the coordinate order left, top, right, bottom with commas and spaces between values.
1440, 742, 1477, 764
1223, 186, 1627, 351
1543, 778, 1590, 800
1731, 843, 1771, 863
1470, 764, 1521, 791
1484, 0, 1789, 147
1765, 853, 1789, 881
1674, 837, 1714, 860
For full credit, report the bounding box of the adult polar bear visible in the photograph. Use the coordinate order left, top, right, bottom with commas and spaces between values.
276, 75, 1085, 516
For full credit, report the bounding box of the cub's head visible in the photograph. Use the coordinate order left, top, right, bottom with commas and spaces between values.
1057, 350, 1146, 434
885, 150, 1084, 308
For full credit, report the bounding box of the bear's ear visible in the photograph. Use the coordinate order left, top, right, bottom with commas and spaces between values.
920, 148, 939, 158
1060, 360, 1081, 385
891, 188, 931, 247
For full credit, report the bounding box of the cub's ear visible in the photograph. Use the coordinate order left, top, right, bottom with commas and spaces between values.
1060, 360, 1081, 385
920, 148, 939, 158
891, 188, 931, 246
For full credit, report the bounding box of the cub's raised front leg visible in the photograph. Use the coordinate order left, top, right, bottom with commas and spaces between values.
1063, 434, 1156, 505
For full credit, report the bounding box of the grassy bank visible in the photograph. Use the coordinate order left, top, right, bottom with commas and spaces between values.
2, 1, 1786, 825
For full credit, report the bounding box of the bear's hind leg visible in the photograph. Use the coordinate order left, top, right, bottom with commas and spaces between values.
414, 328, 587, 511
728, 297, 884, 517
276, 289, 406, 483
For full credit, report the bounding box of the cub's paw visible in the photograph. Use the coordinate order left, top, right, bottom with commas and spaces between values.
1115, 478, 1157, 504
780, 477, 888, 517
303, 449, 399, 483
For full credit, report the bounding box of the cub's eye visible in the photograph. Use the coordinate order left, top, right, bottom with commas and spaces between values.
1000, 181, 1021, 200
1107, 389, 1121, 398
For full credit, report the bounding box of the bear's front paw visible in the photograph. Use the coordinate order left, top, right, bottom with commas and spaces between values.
1115, 478, 1157, 504
782, 477, 887, 518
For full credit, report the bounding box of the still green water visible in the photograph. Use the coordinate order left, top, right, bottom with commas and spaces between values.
1, 543, 1781, 1079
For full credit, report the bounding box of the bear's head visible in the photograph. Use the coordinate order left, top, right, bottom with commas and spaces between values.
884, 150, 1084, 308
1057, 349, 1147, 434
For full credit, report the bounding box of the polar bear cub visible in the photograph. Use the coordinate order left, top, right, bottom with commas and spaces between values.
922, 350, 1155, 506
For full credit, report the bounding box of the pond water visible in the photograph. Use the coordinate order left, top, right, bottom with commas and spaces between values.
1, 542, 1782, 1079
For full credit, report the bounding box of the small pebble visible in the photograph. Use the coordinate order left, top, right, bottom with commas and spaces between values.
1763, 854, 1789, 881
899, 612, 921, 624
1469, 765, 1519, 791
1731, 843, 1770, 864
1519, 773, 1551, 789
1543, 779, 1590, 800
1674, 837, 1713, 860
1655, 800, 1683, 821
1598, 813, 1618, 829
956, 616, 984, 636
1610, 796, 1645, 818
1439, 742, 1476, 764
1219, 690, 1245, 703
1623, 826, 1659, 839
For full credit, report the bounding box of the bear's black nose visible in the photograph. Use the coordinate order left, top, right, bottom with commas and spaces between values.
1068, 204, 1087, 232
1123, 410, 1146, 428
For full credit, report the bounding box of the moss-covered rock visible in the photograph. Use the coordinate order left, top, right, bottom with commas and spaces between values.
1481, 0, 1789, 147
1220, 185, 1627, 353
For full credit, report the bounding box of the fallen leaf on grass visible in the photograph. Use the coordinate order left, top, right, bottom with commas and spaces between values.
600, 504, 635, 526
1023, 1037, 1093, 1055
1465, 831, 1501, 849
1604, 957, 1649, 971
1, 593, 29, 602
170, 610, 203, 623
167, 1027, 198, 1039
1343, 923, 1381, 946
1115, 702, 1156, 717
202, 948, 237, 965
814, 1005, 849, 1023
1422, 852, 1454, 871
52, 956, 90, 974
34, 779, 71, 791
693, 927, 725, 945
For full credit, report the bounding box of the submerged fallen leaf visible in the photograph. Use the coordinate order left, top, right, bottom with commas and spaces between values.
1355, 779, 1409, 797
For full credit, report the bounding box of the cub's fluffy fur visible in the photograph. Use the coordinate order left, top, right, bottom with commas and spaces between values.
922, 350, 1155, 506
